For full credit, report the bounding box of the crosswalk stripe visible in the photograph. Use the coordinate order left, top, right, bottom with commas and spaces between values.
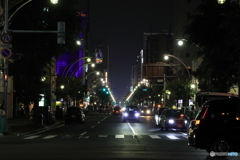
115, 135, 124, 138
23, 134, 187, 140
166, 135, 179, 139
42, 135, 57, 139
24, 135, 40, 139
149, 135, 161, 139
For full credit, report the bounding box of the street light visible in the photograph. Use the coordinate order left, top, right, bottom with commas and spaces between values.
163, 54, 191, 77
50, 0, 58, 4
217, 0, 226, 4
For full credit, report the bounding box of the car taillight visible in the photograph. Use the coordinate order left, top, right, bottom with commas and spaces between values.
180, 114, 184, 118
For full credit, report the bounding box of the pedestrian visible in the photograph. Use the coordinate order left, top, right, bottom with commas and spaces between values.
0, 106, 8, 135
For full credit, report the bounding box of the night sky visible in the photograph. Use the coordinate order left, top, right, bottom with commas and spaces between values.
79, 0, 174, 102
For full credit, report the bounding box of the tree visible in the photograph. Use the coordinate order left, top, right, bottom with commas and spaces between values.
7, 0, 83, 123
183, 0, 240, 92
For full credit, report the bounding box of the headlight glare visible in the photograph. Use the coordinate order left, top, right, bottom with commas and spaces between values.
135, 113, 140, 117
168, 119, 174, 124
123, 113, 128, 117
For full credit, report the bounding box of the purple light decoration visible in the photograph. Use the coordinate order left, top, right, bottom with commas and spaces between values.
55, 10, 88, 78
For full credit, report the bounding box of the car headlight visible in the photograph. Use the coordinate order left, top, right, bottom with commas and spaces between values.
184, 120, 188, 124
168, 119, 174, 124
141, 110, 144, 113
135, 113, 140, 117
146, 110, 150, 114
123, 113, 128, 117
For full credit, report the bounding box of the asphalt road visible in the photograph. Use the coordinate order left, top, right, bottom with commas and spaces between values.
0, 113, 239, 160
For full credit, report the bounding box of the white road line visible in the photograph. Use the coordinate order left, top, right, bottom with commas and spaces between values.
91, 126, 95, 128
99, 135, 108, 138
80, 132, 87, 136
166, 135, 179, 140
127, 122, 137, 135
149, 135, 161, 139
24, 135, 40, 139
42, 135, 57, 139
61, 135, 73, 139
115, 135, 124, 138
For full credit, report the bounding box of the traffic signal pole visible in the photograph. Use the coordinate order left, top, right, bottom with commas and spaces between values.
3, 0, 9, 123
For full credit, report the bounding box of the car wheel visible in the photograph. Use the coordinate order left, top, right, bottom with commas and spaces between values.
181, 128, 184, 132
207, 138, 233, 153
123, 119, 126, 122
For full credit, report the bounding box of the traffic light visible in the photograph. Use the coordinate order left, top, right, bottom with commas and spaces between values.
102, 88, 106, 92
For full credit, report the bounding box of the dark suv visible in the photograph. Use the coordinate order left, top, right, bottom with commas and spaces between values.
122, 106, 140, 122
188, 98, 240, 153
65, 107, 85, 124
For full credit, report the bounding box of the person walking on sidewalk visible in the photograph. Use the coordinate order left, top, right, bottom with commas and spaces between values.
0, 106, 8, 135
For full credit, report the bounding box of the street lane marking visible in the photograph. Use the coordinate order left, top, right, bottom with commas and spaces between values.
149, 135, 161, 139
61, 135, 73, 139
166, 135, 179, 140
99, 135, 108, 138
80, 132, 87, 136
42, 135, 57, 139
115, 135, 124, 138
127, 122, 137, 136
91, 126, 95, 128
24, 135, 40, 139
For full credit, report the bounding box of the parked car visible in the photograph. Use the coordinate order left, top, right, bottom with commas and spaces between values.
155, 107, 168, 127
65, 107, 85, 124
122, 106, 140, 122
188, 98, 240, 153
158, 109, 188, 131
112, 106, 122, 115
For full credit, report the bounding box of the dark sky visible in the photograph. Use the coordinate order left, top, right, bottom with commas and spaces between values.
79, 0, 174, 102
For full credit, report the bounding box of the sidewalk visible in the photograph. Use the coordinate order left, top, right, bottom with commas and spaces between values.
4, 118, 64, 136
2, 111, 111, 136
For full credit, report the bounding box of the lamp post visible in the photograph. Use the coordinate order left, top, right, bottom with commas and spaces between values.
163, 53, 191, 107
163, 54, 191, 77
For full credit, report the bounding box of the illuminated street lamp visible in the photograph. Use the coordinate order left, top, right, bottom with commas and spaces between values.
217, 0, 226, 4
50, 0, 58, 4
60, 85, 64, 89
163, 54, 191, 77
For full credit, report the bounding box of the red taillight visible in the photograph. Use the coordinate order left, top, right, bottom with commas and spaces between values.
180, 114, 184, 118
201, 108, 209, 119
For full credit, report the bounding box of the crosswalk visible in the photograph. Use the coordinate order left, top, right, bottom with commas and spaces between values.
23, 134, 188, 140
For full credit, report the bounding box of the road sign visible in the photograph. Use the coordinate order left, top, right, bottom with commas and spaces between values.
0, 44, 12, 48
0, 48, 12, 59
1, 33, 12, 44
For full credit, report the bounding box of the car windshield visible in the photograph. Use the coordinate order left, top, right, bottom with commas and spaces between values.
126, 107, 138, 111
166, 110, 182, 118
